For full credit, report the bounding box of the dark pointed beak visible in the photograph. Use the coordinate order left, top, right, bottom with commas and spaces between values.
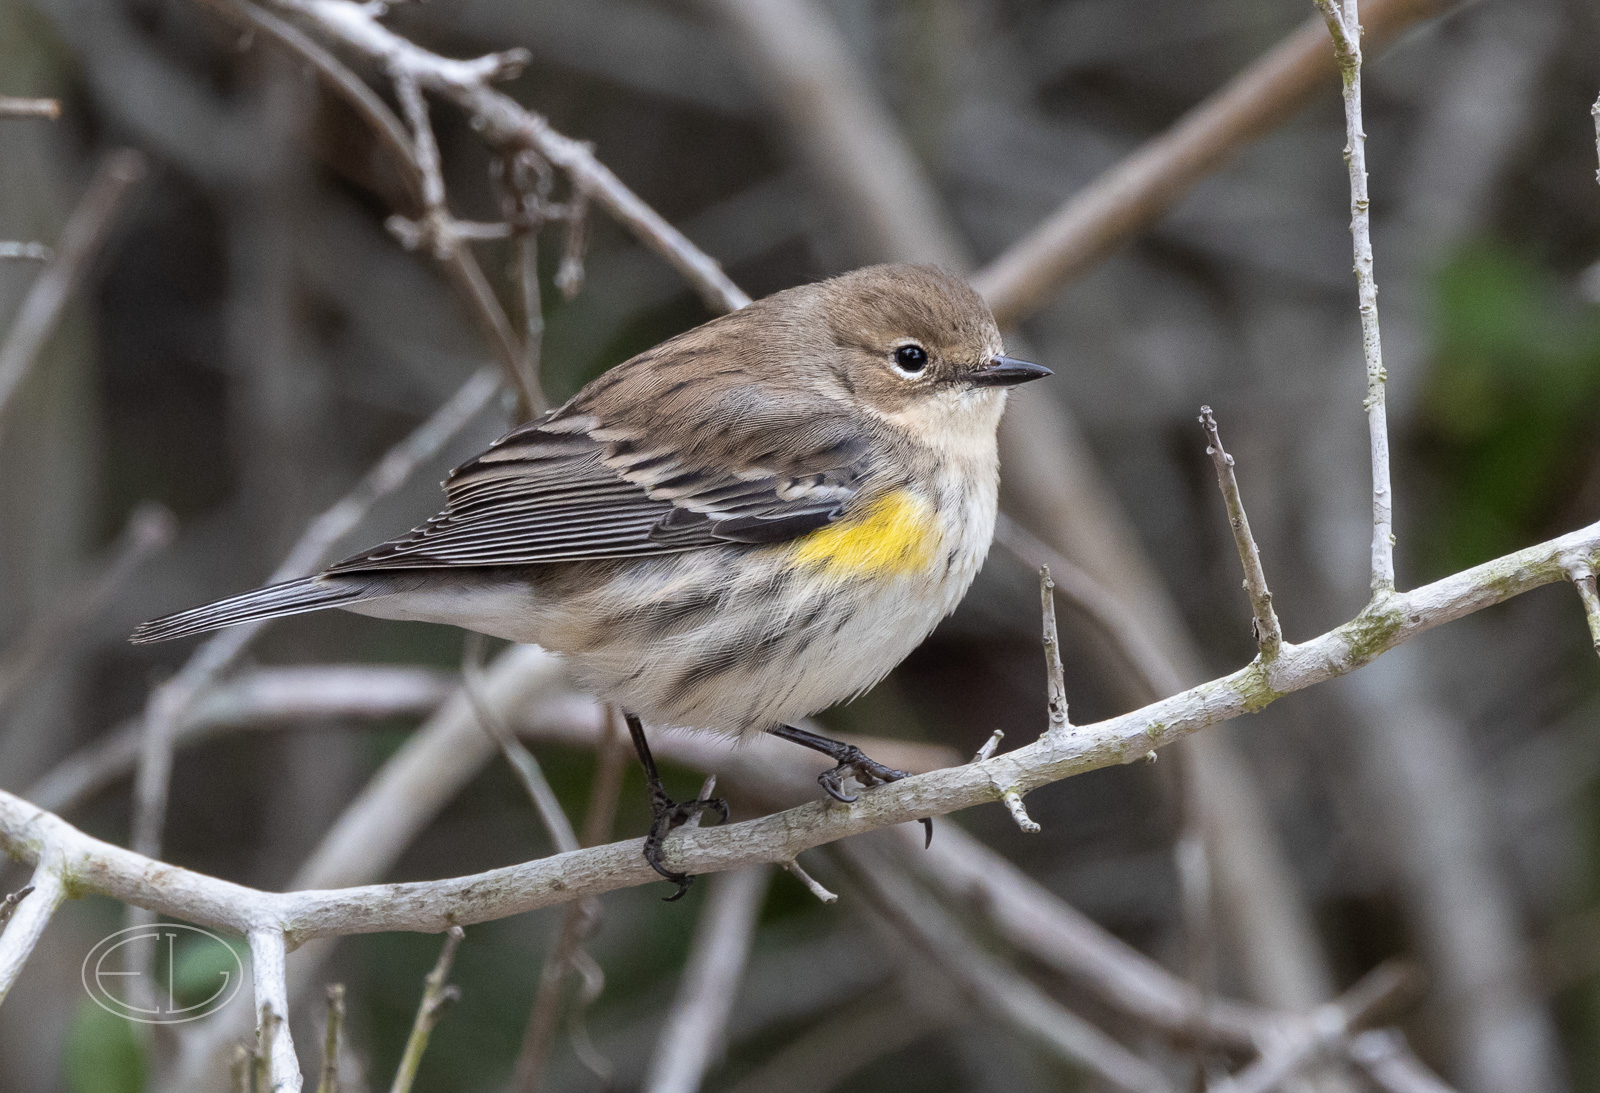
971, 355, 1052, 387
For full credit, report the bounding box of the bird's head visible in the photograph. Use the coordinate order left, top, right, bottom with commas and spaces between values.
803, 264, 1051, 444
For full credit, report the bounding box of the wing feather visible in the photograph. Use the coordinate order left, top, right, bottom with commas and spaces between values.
326, 406, 875, 574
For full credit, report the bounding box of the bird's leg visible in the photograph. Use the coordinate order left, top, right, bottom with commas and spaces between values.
766, 723, 933, 847
624, 711, 729, 900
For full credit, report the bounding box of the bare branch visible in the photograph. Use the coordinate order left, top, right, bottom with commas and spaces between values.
317, 984, 345, 1093
0, 855, 66, 1006
197, 0, 537, 412
1199, 408, 1283, 658
643, 866, 772, 1093
2, 518, 1596, 944
248, 929, 301, 1093
0, 149, 147, 434
391, 927, 464, 1093
1315, 0, 1396, 594
265, 0, 748, 313
970, 0, 1457, 325
0, 96, 60, 119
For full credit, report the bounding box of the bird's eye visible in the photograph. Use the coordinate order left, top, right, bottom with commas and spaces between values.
893, 344, 928, 374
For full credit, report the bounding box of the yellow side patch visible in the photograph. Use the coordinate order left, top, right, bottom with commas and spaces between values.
790, 490, 939, 578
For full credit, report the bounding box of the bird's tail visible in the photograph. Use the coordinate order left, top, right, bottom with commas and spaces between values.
130, 576, 370, 644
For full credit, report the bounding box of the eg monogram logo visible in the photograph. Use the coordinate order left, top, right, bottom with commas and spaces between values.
82, 923, 243, 1024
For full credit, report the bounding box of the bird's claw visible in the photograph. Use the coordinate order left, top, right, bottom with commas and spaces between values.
643, 793, 729, 900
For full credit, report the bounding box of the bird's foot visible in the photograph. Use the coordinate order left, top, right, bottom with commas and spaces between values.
642, 790, 729, 901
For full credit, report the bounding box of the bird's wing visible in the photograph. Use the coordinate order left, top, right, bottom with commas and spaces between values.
325, 409, 874, 573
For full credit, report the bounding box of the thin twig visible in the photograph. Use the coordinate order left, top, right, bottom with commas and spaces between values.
1315, 0, 1395, 595
390, 926, 465, 1093
0, 502, 175, 716
642, 866, 773, 1093
0, 149, 147, 435
780, 858, 837, 904
0, 96, 60, 119
1199, 408, 1283, 658
971, 729, 1004, 763
1564, 558, 1600, 661
1039, 566, 1071, 733
317, 984, 345, 1093
994, 515, 1186, 699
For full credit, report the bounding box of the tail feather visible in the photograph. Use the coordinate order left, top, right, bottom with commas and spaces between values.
131, 576, 370, 644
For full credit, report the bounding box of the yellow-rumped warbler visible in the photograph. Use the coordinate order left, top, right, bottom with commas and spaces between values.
133, 264, 1049, 894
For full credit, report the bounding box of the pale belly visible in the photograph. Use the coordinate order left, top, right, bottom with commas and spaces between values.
347, 482, 997, 735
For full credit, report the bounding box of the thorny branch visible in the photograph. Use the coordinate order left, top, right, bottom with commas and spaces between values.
1199, 408, 1283, 658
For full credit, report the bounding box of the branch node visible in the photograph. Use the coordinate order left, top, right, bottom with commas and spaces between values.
1001, 790, 1041, 834
781, 858, 838, 904
1562, 557, 1600, 661
971, 729, 1005, 764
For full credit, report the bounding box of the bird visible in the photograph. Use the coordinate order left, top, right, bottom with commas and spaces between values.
132, 263, 1051, 897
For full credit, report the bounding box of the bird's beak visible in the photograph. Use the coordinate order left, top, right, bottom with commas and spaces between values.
971, 355, 1053, 387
